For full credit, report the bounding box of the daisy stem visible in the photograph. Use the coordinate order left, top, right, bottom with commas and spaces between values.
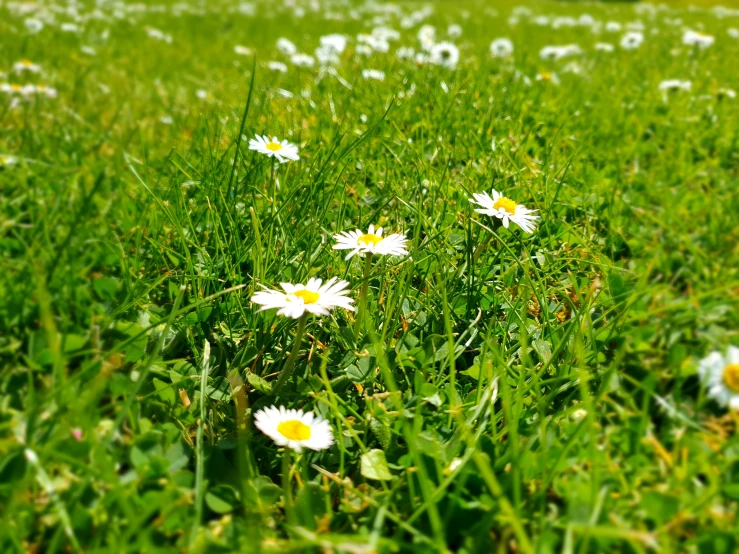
354, 254, 373, 339
281, 449, 294, 526
275, 312, 308, 391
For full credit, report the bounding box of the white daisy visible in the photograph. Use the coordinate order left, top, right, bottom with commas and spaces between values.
698, 346, 739, 410
396, 46, 415, 60
605, 21, 622, 33
277, 37, 297, 56
417, 25, 436, 51
320, 34, 348, 54
539, 44, 581, 61
658, 79, 691, 92
268, 61, 288, 73
682, 30, 714, 49
234, 45, 253, 56
13, 60, 41, 74
315, 45, 340, 66
428, 42, 459, 70
251, 277, 354, 319
536, 72, 560, 85
448, 24, 462, 39
333, 225, 409, 259
290, 53, 315, 68
248, 135, 299, 163
490, 38, 514, 58
254, 406, 334, 452
620, 31, 644, 50
595, 42, 615, 52
469, 189, 540, 233
0, 154, 18, 167
362, 69, 385, 81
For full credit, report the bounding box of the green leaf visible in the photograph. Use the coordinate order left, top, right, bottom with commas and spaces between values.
205, 484, 240, 514
360, 449, 392, 481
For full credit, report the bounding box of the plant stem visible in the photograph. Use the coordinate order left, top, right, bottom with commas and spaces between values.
354, 254, 373, 339
274, 312, 308, 391
281, 449, 294, 526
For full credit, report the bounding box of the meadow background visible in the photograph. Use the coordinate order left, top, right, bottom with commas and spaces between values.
1, 0, 739, 552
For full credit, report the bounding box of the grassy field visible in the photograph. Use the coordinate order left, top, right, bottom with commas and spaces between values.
1, 0, 739, 552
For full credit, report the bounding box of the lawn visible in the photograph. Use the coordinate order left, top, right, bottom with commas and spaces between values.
1, 0, 738, 552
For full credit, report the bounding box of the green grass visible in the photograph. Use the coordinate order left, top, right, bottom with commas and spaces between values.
1, 0, 739, 552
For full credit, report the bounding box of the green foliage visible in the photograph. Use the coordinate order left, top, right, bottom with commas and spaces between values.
1, 0, 738, 553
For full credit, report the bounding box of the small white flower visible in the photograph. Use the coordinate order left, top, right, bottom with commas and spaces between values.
24, 18, 44, 34
396, 46, 415, 60
620, 31, 644, 50
658, 79, 691, 92
595, 42, 615, 52
333, 225, 408, 259
251, 277, 354, 319
61, 23, 80, 33
717, 88, 736, 100
536, 72, 560, 85
315, 45, 340, 66
196, 89, 208, 100
372, 26, 400, 42
490, 38, 514, 58
448, 24, 462, 39
254, 406, 334, 452
682, 30, 714, 49
428, 42, 459, 69
0, 154, 18, 167
290, 53, 315, 68
13, 60, 41, 74
277, 37, 297, 56
268, 61, 288, 73
248, 134, 299, 163
605, 21, 622, 33
320, 33, 348, 54
417, 25, 436, 51
539, 44, 581, 61
698, 346, 739, 410
234, 45, 253, 56
469, 189, 540, 233
729, 28, 739, 39
146, 27, 172, 43
362, 69, 385, 81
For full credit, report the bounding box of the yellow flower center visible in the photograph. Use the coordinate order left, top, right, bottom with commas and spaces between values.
22, 60, 32, 67
358, 233, 383, 246
723, 363, 739, 393
277, 420, 311, 441
493, 197, 517, 215
540, 72, 552, 80
293, 289, 320, 304
0, 156, 7, 164
265, 142, 282, 151
11, 84, 22, 91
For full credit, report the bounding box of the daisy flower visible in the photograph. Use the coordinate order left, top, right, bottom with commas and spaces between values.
0, 155, 18, 167
251, 277, 354, 319
698, 346, 739, 410
620, 31, 644, 50
13, 60, 41, 74
254, 406, 333, 452
658, 79, 691, 93
290, 53, 315, 67
595, 42, 615, 52
277, 37, 297, 56
490, 38, 514, 58
469, 189, 540, 233
362, 69, 385, 81
268, 61, 288, 73
333, 225, 409, 259
536, 72, 560, 85
682, 30, 714, 49
320, 34, 348, 54
429, 42, 460, 70
248, 135, 300, 163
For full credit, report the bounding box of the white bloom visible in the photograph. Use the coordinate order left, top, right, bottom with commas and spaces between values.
729, 28, 739, 39
315, 45, 340, 66
24, 18, 44, 34
620, 31, 644, 50
372, 26, 400, 42
536, 72, 560, 85
234, 45, 253, 56
0, 154, 18, 167
196, 89, 208, 100
251, 277, 354, 319
146, 27, 172, 43
396, 46, 416, 60
333, 225, 408, 259
605, 21, 622, 33
552, 16, 577, 29
539, 44, 581, 61
717, 88, 736, 99
595, 42, 615, 52
61, 23, 80, 33
33, 84, 57, 98
13, 60, 41, 74
290, 53, 315, 67
268, 61, 288, 73
254, 406, 334, 452
658, 79, 691, 92
490, 38, 513, 58
698, 346, 739, 410
277, 37, 297, 55
448, 24, 462, 39
469, 189, 540, 233
320, 33, 347, 54
428, 42, 459, 69
362, 69, 385, 81
417, 25, 436, 51
682, 30, 714, 49
248, 135, 299, 163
